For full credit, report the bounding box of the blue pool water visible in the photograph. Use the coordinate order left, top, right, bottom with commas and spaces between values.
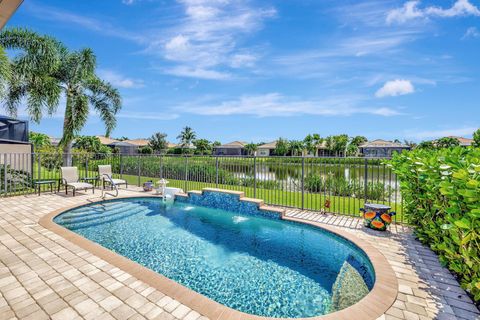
54, 197, 374, 318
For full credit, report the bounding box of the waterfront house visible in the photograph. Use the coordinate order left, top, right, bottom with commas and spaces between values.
257, 141, 277, 156
359, 139, 410, 158
213, 141, 247, 156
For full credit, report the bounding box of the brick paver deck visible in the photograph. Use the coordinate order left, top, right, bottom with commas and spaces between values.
0, 189, 478, 320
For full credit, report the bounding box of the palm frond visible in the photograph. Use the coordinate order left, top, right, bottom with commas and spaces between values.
87, 76, 121, 137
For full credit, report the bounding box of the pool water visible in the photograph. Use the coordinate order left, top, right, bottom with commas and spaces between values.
54, 198, 374, 318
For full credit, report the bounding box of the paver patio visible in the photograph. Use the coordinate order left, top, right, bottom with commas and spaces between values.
0, 189, 478, 320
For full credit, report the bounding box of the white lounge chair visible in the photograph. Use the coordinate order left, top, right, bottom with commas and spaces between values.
60, 167, 94, 196
98, 165, 128, 189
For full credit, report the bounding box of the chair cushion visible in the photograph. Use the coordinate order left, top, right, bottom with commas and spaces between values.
111, 179, 127, 185
67, 182, 93, 189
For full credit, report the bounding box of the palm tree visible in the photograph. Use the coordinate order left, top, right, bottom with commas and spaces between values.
177, 126, 196, 153
289, 140, 305, 156
193, 139, 211, 155
0, 46, 10, 99
148, 132, 168, 154
0, 28, 121, 165
244, 143, 258, 156
303, 134, 316, 156
29, 132, 51, 150
274, 138, 289, 156
312, 133, 322, 156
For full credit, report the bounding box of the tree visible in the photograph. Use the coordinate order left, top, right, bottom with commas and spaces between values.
347, 136, 367, 157
0, 28, 121, 165
436, 137, 460, 149
303, 134, 316, 156
274, 138, 289, 156
148, 132, 168, 154
403, 140, 417, 149
312, 133, 323, 156
472, 129, 480, 148
417, 140, 435, 150
139, 146, 153, 154
244, 143, 258, 156
0, 45, 11, 99
194, 139, 212, 155
29, 132, 51, 150
73, 136, 102, 153
177, 126, 196, 153
289, 140, 305, 156
351, 136, 367, 147
212, 141, 221, 148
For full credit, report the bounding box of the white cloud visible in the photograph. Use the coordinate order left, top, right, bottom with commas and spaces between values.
375, 79, 415, 97
117, 112, 179, 120
151, 0, 276, 79
97, 70, 144, 88
405, 127, 477, 139
462, 26, 480, 39
387, 0, 480, 24
386, 1, 424, 24
163, 66, 231, 80
176, 93, 403, 117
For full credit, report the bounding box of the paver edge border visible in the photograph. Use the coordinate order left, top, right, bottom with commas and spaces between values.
38, 193, 398, 320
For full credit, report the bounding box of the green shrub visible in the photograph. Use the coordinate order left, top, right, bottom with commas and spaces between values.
304, 173, 392, 201
389, 147, 480, 302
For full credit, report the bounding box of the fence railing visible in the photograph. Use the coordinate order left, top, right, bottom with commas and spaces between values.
0, 153, 403, 222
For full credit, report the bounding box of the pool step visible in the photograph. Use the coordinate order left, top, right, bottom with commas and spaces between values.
64, 207, 152, 230
59, 203, 145, 224
62, 201, 128, 217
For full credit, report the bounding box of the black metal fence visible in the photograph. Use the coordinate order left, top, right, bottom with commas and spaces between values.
0, 153, 402, 222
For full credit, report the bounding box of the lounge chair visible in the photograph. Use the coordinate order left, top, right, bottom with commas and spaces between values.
60, 167, 95, 196
98, 165, 128, 189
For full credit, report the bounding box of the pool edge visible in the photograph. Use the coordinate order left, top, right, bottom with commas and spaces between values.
39, 195, 398, 320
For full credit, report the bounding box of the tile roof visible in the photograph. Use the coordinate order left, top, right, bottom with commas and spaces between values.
258, 141, 277, 149
359, 139, 409, 148
216, 141, 247, 148
96, 135, 119, 145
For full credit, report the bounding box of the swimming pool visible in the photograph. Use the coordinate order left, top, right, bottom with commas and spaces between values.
53, 196, 376, 318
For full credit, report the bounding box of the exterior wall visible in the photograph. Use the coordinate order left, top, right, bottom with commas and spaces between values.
361, 147, 408, 158
214, 148, 245, 156
257, 148, 271, 156
0, 143, 33, 174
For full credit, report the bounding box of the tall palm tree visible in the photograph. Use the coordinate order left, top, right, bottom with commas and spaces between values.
177, 126, 196, 153
0, 46, 10, 98
0, 28, 121, 165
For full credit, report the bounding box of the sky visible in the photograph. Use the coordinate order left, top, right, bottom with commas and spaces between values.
5, 0, 480, 143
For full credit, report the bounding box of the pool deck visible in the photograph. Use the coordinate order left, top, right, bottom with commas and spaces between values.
0, 188, 479, 320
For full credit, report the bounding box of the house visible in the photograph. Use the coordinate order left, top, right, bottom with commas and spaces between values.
359, 139, 410, 158
96, 135, 119, 147
213, 141, 247, 156
257, 141, 277, 156
0, 115, 32, 174
446, 136, 473, 147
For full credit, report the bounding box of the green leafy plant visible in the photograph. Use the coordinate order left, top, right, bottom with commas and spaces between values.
389, 147, 480, 302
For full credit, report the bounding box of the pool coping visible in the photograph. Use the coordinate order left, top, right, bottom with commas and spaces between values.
39, 193, 398, 320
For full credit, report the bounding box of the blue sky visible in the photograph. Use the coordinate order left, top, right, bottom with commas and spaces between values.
6, 0, 480, 143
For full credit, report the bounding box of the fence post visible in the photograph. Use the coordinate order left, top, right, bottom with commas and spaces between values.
159, 155, 163, 179
85, 156, 89, 178
301, 157, 305, 210
215, 156, 219, 188
137, 156, 141, 187
184, 156, 188, 192
3, 154, 7, 196
364, 158, 368, 205
37, 154, 41, 181
120, 154, 123, 179
253, 156, 257, 198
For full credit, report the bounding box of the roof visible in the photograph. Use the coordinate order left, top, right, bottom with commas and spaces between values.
96, 135, 119, 145
167, 142, 178, 148
124, 139, 149, 146
258, 141, 277, 149
359, 139, 409, 148
216, 141, 247, 149
49, 137, 61, 145
446, 136, 473, 146
0, 0, 23, 30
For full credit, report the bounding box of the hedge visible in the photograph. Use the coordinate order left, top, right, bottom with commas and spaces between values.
389, 147, 480, 302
